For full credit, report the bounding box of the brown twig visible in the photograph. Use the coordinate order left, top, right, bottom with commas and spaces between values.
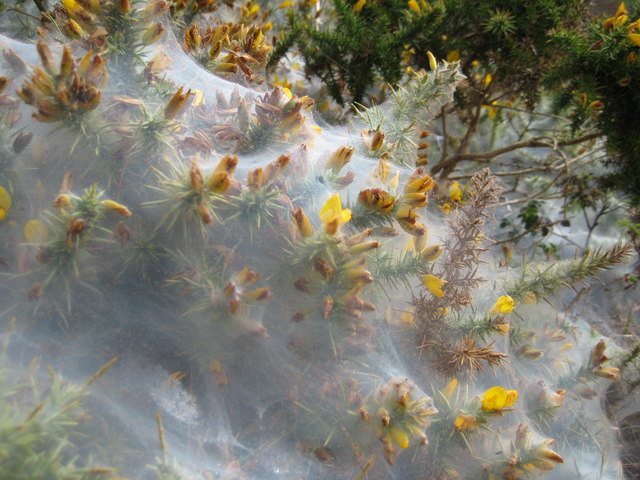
431, 131, 601, 177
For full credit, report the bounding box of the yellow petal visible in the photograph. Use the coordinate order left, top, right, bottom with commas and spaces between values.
481, 386, 507, 411
408, 0, 420, 13
448, 181, 462, 201
353, 0, 366, 12
446, 50, 460, 62
0, 208, 6, 222
103, 199, 133, 217
339, 208, 352, 224
616, 2, 627, 17
490, 295, 514, 314
390, 427, 410, 448
24, 219, 49, 243
376, 158, 391, 182
319, 193, 341, 222
442, 379, 457, 400
422, 274, 445, 297
522, 291, 537, 304
504, 390, 518, 407
628, 32, 640, 46
400, 311, 415, 327
388, 170, 400, 190
0, 186, 12, 211
62, 0, 82, 12
191, 89, 205, 107
427, 51, 437, 70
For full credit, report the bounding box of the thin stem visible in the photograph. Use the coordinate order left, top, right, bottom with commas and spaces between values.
493, 220, 564, 246
439, 105, 448, 164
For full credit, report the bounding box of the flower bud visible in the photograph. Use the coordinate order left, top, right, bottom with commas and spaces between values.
454, 414, 477, 432
322, 296, 334, 319
208, 172, 229, 193
291, 207, 313, 238
420, 244, 443, 262
593, 366, 621, 381
243, 287, 271, 302
103, 199, 133, 217
197, 203, 213, 224
59, 46, 75, 78
208, 41, 223, 60
189, 161, 204, 190
314, 258, 334, 280
345, 228, 372, 246
370, 130, 385, 152
263, 154, 290, 185
142, 22, 165, 45
405, 174, 435, 194
164, 86, 191, 120
184, 24, 202, 51
427, 51, 437, 70
348, 241, 380, 255
326, 146, 354, 173
36, 40, 55, 74
53, 194, 71, 209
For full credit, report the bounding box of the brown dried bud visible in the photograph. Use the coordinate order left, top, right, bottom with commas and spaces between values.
314, 258, 334, 280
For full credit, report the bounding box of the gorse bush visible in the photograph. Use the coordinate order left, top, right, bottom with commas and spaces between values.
0, 1, 638, 479
547, 2, 640, 206
270, 0, 587, 108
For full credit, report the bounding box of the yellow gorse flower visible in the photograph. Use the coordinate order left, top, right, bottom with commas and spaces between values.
24, 219, 49, 243
481, 386, 518, 411
448, 181, 462, 201
422, 274, 446, 297
454, 414, 477, 432
604, 3, 629, 30
319, 194, 351, 235
446, 50, 460, 62
352, 0, 366, 12
0, 186, 11, 222
490, 295, 514, 314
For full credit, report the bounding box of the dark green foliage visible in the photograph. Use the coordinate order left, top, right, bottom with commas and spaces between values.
270, 0, 587, 107
269, 0, 444, 105
418, 0, 588, 107
546, 5, 640, 205
517, 200, 543, 231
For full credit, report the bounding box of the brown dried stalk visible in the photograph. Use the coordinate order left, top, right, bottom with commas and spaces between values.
413, 169, 507, 378
418, 168, 502, 317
